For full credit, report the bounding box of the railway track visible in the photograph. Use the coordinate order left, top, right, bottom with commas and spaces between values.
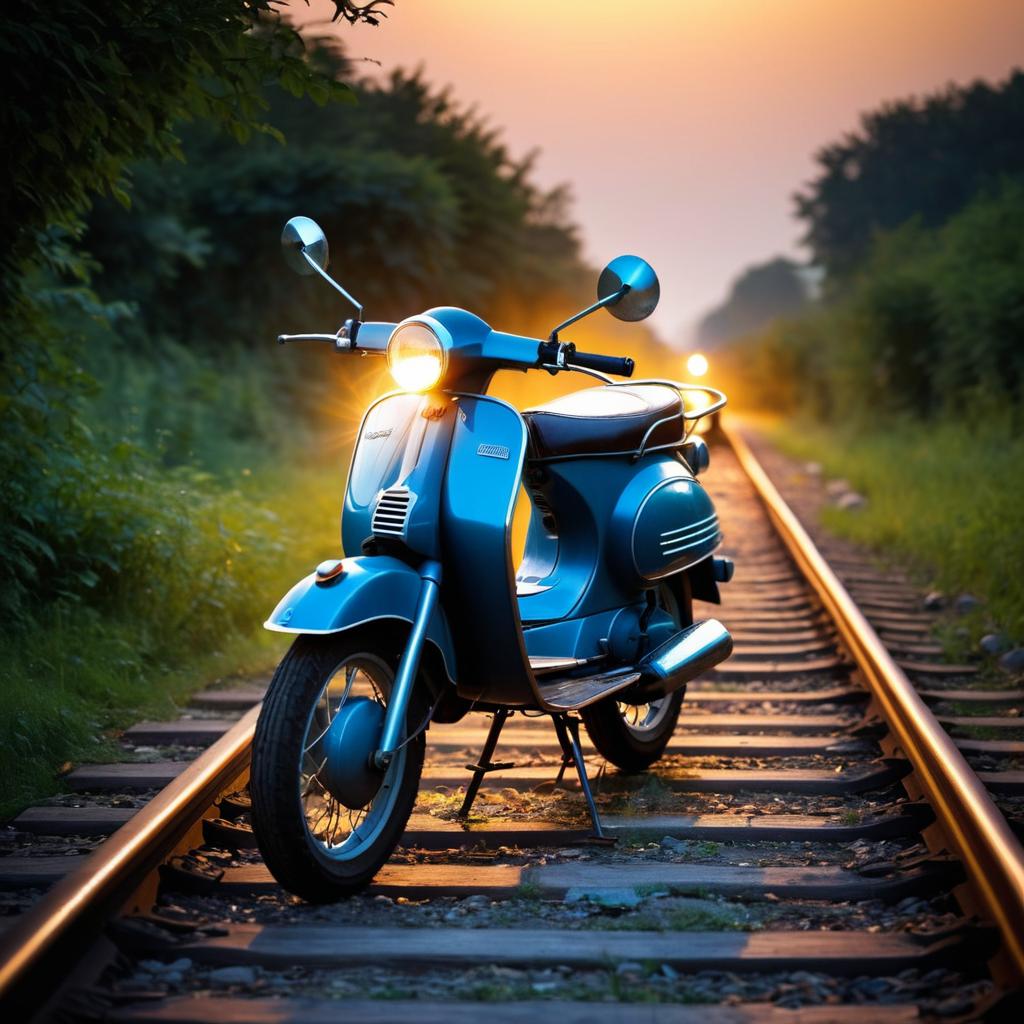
2, 425, 1023, 1021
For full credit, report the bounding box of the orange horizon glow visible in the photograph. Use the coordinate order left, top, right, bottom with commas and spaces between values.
297, 0, 1024, 346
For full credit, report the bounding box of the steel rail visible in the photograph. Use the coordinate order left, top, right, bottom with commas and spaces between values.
0, 705, 260, 1017
2, 426, 1023, 1015
724, 421, 1024, 983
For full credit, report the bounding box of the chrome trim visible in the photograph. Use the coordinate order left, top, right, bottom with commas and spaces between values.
631, 618, 733, 699
386, 315, 452, 390
660, 528, 722, 557
630, 478, 723, 581
634, 409, 684, 460
659, 510, 718, 539
538, 363, 615, 385
372, 485, 414, 538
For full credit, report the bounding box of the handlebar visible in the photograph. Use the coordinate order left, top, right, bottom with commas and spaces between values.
277, 332, 350, 348
567, 350, 635, 378
277, 320, 636, 380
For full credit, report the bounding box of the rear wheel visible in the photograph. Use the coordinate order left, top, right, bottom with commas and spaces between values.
250, 629, 424, 903
581, 583, 691, 772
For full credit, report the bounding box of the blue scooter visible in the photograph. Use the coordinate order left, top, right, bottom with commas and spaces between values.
250, 216, 735, 901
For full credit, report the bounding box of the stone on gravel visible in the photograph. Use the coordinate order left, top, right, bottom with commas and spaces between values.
980, 633, 1009, 656
835, 491, 867, 511
804, 462, 822, 477
998, 648, 1024, 675
825, 479, 851, 498
564, 886, 644, 908
615, 961, 644, 976
208, 966, 258, 986
923, 591, 945, 611
954, 593, 982, 614
140, 958, 191, 974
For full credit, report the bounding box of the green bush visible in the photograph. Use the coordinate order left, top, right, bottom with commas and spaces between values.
768, 416, 1024, 643
0, 457, 343, 815
720, 181, 1024, 425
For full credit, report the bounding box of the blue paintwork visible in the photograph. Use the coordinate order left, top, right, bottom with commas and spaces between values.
321, 697, 385, 808
264, 555, 456, 681
342, 392, 455, 558
439, 393, 535, 705
517, 454, 720, 624
269, 299, 729, 714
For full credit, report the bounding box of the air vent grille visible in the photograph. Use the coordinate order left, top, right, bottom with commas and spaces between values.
372, 486, 412, 538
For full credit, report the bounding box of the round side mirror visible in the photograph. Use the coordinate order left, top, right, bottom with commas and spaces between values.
281, 216, 329, 276
598, 255, 660, 322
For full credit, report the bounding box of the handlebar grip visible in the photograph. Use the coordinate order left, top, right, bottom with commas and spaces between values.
568, 351, 635, 378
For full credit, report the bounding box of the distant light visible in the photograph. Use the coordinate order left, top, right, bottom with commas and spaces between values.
687, 353, 709, 378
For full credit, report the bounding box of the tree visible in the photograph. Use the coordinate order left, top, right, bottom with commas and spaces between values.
795, 71, 1024, 280
696, 257, 808, 347
81, 51, 587, 344
0, 1, 389, 301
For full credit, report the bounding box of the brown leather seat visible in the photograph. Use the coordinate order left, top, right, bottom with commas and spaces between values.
523, 384, 682, 459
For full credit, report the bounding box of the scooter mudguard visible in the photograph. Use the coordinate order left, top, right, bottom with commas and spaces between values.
263, 555, 457, 682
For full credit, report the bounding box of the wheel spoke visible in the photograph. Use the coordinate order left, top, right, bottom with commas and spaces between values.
296, 653, 409, 862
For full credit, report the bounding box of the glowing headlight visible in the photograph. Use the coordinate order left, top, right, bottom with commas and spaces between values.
686, 352, 709, 378
387, 322, 446, 392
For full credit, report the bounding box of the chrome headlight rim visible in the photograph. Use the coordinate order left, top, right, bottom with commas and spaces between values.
386, 316, 451, 393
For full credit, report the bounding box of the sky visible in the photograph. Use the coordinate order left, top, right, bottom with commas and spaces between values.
296, 0, 1024, 347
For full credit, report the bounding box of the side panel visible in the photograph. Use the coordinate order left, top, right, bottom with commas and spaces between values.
610, 458, 722, 584
440, 395, 536, 705
342, 393, 422, 554
342, 392, 455, 560
516, 454, 717, 626
264, 555, 456, 681
630, 476, 721, 581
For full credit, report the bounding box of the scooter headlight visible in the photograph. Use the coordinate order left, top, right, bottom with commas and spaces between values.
387, 322, 447, 392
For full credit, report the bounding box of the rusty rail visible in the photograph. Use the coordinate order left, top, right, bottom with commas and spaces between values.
725, 421, 1024, 983
0, 706, 260, 1016
2, 426, 1023, 1015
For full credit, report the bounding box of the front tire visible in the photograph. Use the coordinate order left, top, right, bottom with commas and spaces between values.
581, 583, 691, 772
250, 629, 424, 903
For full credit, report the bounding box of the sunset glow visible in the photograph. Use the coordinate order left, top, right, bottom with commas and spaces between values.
300, 0, 1024, 343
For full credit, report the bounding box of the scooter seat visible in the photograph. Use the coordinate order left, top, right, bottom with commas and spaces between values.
523, 384, 682, 459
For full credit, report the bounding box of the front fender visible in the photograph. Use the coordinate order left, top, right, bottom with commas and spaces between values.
264, 555, 457, 682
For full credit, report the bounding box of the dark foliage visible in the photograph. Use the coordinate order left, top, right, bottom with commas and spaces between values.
83, 51, 585, 344
0, 2, 372, 301
795, 71, 1024, 279
718, 182, 1024, 422
696, 257, 808, 348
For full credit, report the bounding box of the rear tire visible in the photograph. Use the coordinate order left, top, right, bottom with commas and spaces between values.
582, 583, 691, 772
250, 629, 424, 903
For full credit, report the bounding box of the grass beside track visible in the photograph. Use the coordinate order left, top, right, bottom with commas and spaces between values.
764, 415, 1024, 648
0, 462, 341, 819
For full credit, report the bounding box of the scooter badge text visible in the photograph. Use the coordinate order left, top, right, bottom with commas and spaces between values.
364, 428, 393, 440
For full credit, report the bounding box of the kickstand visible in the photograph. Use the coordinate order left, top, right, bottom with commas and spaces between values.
457, 708, 513, 819
551, 714, 615, 845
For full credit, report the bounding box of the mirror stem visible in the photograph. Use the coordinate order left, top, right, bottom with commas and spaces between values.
301, 249, 364, 319
549, 284, 629, 342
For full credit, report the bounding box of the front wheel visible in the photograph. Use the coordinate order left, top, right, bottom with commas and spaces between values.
581, 583, 690, 772
250, 629, 423, 902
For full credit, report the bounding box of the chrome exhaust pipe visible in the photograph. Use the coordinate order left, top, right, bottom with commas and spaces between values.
631, 618, 733, 699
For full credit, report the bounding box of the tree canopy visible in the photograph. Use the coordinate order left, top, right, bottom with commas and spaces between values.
696, 257, 808, 348
82, 48, 585, 344
795, 70, 1024, 280
0, 1, 382, 298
